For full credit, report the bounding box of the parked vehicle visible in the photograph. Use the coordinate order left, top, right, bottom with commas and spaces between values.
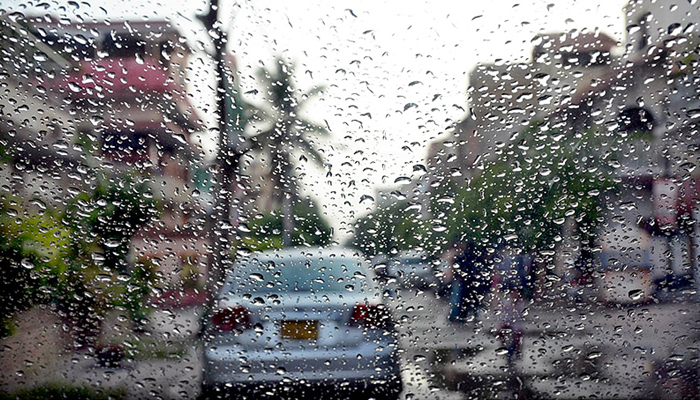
596, 254, 655, 305
201, 247, 402, 399
598, 268, 654, 304
385, 251, 439, 290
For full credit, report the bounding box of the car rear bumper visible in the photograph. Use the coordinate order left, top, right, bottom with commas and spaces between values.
203, 342, 400, 385
202, 340, 400, 387
201, 373, 402, 399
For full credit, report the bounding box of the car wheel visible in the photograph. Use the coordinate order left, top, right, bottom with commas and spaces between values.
199, 384, 246, 400
371, 375, 402, 400
198, 384, 214, 400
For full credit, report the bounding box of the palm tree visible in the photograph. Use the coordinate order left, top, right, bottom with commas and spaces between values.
249, 57, 328, 247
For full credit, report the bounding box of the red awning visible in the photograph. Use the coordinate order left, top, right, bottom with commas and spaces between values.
49, 57, 177, 98
677, 178, 700, 215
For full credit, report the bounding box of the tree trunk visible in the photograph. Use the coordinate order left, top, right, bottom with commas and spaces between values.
281, 159, 295, 248
204, 0, 240, 304
282, 191, 293, 247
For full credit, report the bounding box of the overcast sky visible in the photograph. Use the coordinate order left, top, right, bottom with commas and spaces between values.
2, 0, 629, 241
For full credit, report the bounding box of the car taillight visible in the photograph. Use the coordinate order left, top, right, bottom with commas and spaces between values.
211, 306, 251, 332
350, 303, 393, 330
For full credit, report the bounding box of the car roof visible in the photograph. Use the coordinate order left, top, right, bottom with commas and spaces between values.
239, 246, 365, 262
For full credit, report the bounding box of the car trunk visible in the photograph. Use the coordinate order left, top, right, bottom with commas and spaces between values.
212, 292, 374, 350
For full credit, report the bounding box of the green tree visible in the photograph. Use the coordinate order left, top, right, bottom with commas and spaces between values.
249, 57, 329, 247
434, 122, 618, 261
60, 172, 159, 341
0, 196, 70, 336
65, 172, 158, 270
242, 198, 332, 251
350, 201, 430, 257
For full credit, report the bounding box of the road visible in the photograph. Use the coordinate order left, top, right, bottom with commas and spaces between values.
3, 288, 698, 399
387, 287, 700, 399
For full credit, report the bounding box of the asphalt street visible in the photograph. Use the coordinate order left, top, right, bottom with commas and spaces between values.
4, 288, 698, 400
387, 287, 700, 399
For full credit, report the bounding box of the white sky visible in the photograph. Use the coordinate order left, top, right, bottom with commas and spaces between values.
2, 0, 629, 242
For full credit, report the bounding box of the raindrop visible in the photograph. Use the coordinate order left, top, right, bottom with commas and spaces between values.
249, 273, 264, 282
104, 239, 120, 248
686, 109, 700, 120
628, 289, 644, 301
495, 347, 509, 356
432, 225, 447, 232
90, 115, 104, 126
68, 82, 82, 93
252, 297, 265, 305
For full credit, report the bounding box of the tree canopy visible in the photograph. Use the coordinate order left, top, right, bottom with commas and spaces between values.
351, 122, 619, 261
247, 57, 329, 246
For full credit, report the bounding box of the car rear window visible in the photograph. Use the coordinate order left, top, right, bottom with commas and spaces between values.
229, 257, 366, 294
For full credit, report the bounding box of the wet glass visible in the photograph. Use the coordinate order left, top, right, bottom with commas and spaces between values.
226, 257, 366, 294
1, 0, 700, 399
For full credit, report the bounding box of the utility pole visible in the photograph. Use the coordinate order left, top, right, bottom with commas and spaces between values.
199, 0, 242, 299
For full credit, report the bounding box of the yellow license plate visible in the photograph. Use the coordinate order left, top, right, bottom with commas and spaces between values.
281, 320, 318, 340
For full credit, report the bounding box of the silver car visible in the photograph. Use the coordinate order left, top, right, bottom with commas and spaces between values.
201, 247, 402, 399
386, 252, 439, 290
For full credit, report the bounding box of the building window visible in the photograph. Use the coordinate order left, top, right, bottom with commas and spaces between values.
102, 32, 146, 58
617, 106, 655, 134
102, 132, 149, 164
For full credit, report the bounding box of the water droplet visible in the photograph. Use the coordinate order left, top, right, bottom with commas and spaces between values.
628, 289, 644, 300
21, 259, 34, 269
68, 82, 82, 93
495, 347, 509, 356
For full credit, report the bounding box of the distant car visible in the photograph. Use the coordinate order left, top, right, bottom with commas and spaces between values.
435, 260, 452, 299
598, 268, 654, 304
201, 247, 402, 399
385, 252, 439, 290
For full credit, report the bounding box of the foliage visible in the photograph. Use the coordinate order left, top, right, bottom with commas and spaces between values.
58, 172, 159, 335
0, 233, 37, 337
350, 122, 619, 261
249, 57, 329, 172
350, 200, 430, 257
0, 384, 126, 400
65, 172, 159, 272
290, 198, 334, 247
124, 336, 188, 361
119, 258, 160, 325
433, 122, 618, 257
242, 198, 333, 251
248, 57, 329, 246
2, 172, 162, 342
0, 195, 71, 336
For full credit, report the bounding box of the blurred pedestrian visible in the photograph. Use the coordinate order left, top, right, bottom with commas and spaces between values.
437, 245, 458, 299
496, 289, 524, 361
495, 247, 530, 294
494, 246, 526, 360
448, 241, 485, 323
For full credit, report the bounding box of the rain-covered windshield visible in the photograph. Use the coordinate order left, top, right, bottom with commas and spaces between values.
2, 0, 700, 399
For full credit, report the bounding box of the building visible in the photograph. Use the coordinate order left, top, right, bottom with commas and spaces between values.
426, 0, 700, 286
428, 31, 619, 184
1, 14, 211, 289
0, 15, 83, 204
